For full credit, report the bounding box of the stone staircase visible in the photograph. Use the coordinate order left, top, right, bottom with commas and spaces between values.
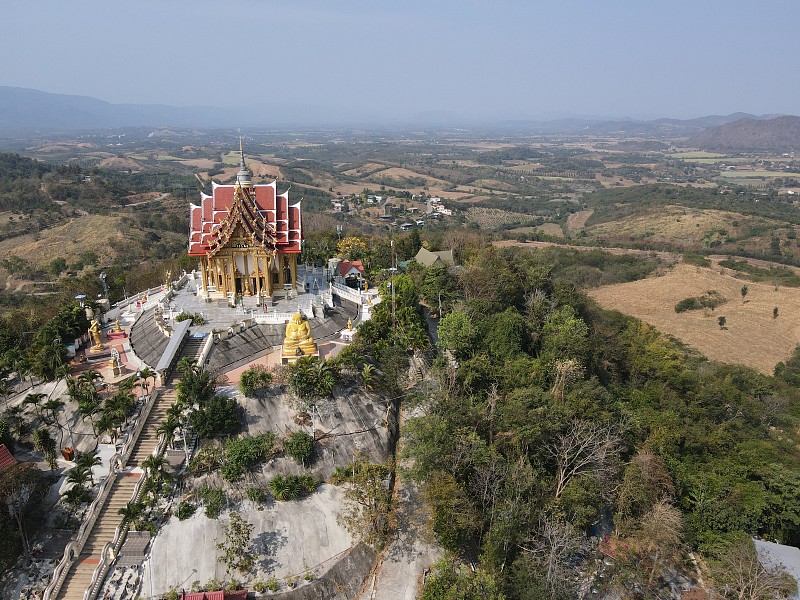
53, 349, 197, 599
126, 387, 176, 469
182, 337, 205, 364
55, 474, 140, 600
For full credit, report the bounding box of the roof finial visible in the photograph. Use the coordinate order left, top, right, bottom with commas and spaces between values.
236, 132, 252, 187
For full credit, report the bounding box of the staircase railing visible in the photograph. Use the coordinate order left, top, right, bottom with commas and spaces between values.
43, 388, 161, 600
42, 451, 121, 600
83, 393, 172, 600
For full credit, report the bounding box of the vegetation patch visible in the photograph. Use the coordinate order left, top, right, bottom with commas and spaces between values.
268, 474, 317, 501
719, 258, 800, 286
674, 290, 726, 313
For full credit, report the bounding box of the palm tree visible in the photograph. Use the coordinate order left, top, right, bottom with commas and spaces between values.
118, 501, 146, 529
62, 485, 90, 507
42, 398, 65, 444
139, 367, 156, 397
66, 465, 93, 488
32, 428, 57, 469
95, 411, 122, 445
142, 454, 168, 482
22, 393, 47, 421
75, 449, 101, 472
156, 417, 179, 449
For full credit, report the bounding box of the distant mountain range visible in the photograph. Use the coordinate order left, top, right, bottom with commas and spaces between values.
689, 115, 800, 152
0, 86, 795, 149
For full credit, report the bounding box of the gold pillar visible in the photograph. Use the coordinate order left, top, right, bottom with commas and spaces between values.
290, 254, 297, 291
219, 258, 227, 296
265, 255, 273, 297
243, 254, 251, 296
200, 256, 209, 295
254, 253, 261, 298
228, 255, 236, 297
278, 252, 285, 287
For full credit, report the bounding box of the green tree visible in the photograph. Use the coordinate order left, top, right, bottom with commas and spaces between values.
718, 315, 727, 329
437, 311, 476, 360
48, 257, 67, 276
288, 357, 338, 407
217, 511, 255, 576
189, 395, 240, 438
741, 284, 749, 303
338, 460, 393, 547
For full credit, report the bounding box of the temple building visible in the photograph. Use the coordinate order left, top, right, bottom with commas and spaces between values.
188, 144, 303, 299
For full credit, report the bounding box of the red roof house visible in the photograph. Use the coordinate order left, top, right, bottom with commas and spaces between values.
0, 444, 17, 471
337, 260, 365, 278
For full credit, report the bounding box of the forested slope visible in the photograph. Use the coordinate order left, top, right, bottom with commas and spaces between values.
402, 245, 800, 598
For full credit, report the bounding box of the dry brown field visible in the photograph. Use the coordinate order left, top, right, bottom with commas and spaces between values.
507, 223, 565, 238
567, 209, 594, 231
586, 206, 783, 244
589, 263, 800, 374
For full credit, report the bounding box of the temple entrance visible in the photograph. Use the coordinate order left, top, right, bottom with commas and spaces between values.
235, 277, 243, 294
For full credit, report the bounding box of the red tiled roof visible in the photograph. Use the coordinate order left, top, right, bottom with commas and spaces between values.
182, 591, 246, 600
189, 181, 302, 257
0, 444, 17, 470
338, 260, 365, 277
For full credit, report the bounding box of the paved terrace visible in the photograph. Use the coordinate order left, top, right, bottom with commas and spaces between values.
130, 273, 360, 374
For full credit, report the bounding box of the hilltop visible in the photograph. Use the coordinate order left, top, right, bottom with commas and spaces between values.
691, 115, 800, 152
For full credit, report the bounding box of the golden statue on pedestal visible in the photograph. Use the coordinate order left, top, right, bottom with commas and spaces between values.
283, 312, 317, 355
88, 318, 104, 350
114, 317, 122, 332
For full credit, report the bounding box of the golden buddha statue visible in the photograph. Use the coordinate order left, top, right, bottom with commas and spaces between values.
283, 312, 317, 355
347, 318, 353, 331
114, 317, 122, 332
88, 318, 104, 350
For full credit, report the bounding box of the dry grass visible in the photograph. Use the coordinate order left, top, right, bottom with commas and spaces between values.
567, 209, 594, 231
0, 214, 125, 267
507, 224, 565, 238
589, 263, 800, 374
587, 206, 775, 244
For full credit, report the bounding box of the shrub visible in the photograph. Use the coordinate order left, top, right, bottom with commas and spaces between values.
189, 395, 240, 438
267, 576, 279, 592
284, 431, 314, 466
246, 486, 267, 505
176, 502, 197, 520
188, 447, 222, 474
199, 486, 225, 519
220, 434, 276, 482
675, 290, 725, 313
269, 475, 300, 501
238, 365, 272, 397
683, 252, 711, 267
269, 474, 317, 501
175, 312, 206, 325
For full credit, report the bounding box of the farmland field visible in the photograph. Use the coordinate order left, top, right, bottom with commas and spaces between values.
589, 263, 800, 374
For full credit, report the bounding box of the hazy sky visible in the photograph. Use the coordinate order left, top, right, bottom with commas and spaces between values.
4, 0, 799, 122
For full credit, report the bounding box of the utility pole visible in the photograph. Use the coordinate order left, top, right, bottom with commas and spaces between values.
391, 239, 396, 337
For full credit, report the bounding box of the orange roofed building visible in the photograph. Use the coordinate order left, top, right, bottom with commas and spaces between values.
188, 143, 302, 299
